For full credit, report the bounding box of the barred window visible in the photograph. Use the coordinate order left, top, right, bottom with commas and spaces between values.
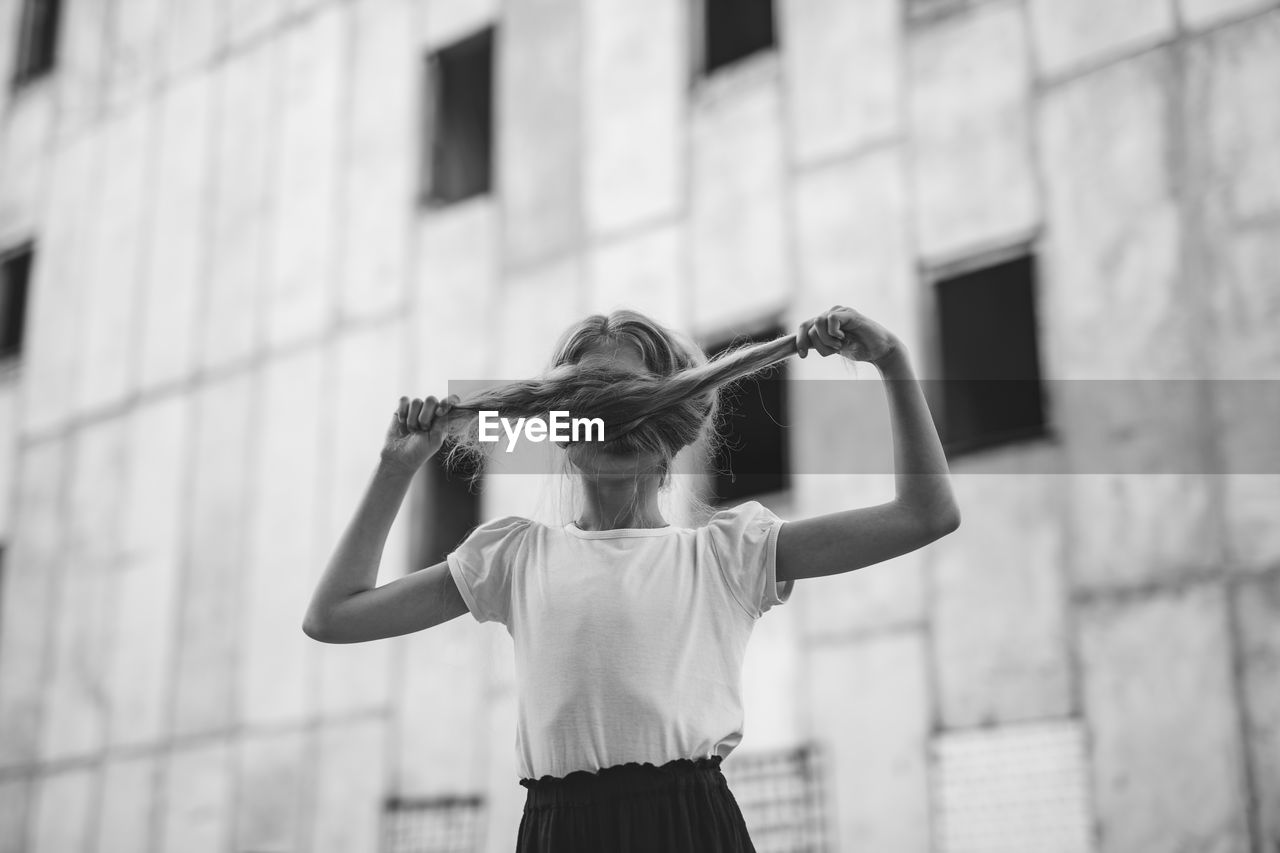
384, 794, 485, 853
723, 744, 830, 853
933, 719, 1095, 853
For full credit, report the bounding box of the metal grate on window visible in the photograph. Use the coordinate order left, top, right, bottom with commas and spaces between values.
723, 744, 830, 853
384, 794, 485, 853
933, 719, 1095, 853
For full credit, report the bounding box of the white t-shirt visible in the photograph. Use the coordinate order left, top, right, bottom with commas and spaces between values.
446, 500, 794, 782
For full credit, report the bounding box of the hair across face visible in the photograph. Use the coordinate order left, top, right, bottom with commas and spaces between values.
441, 310, 798, 482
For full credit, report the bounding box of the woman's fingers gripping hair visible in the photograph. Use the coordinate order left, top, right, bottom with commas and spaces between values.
415, 396, 439, 432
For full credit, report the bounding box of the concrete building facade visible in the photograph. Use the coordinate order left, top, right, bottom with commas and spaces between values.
0, 0, 1277, 851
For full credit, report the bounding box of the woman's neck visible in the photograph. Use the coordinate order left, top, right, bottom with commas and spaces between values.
576, 476, 668, 530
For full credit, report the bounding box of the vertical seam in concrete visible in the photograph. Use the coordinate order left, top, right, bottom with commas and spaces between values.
895, 5, 946, 853
145, 399, 199, 853
21, 435, 70, 851
769, 0, 816, 769
330, 0, 354, 335
573, 0, 587, 317
679, 1, 697, 330
1170, 15, 1257, 850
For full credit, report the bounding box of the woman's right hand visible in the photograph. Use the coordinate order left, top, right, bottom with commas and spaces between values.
380, 395, 459, 473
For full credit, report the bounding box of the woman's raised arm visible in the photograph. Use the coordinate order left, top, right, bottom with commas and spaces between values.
302, 395, 470, 643
776, 307, 961, 584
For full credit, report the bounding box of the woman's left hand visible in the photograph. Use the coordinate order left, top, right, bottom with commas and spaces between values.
796, 306, 901, 364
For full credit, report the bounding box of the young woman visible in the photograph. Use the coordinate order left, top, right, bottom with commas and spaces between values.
303, 305, 959, 852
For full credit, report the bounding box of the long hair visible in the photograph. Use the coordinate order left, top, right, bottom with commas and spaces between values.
438, 310, 798, 486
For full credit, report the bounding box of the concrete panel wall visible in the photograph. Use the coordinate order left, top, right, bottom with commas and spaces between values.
1236, 574, 1280, 849
585, 224, 686, 323
1079, 584, 1249, 853
397, 619, 490, 795
339, 0, 416, 322
73, 107, 154, 417
793, 147, 918, 351
241, 347, 323, 726
54, 0, 112, 135
137, 71, 212, 393
690, 69, 790, 332
1178, 0, 1279, 30
497, 258, 583, 377
159, 741, 233, 853
161, 0, 224, 77
29, 765, 96, 853
105, 394, 189, 749
0, 776, 32, 853
314, 323, 404, 716
807, 633, 932, 852
311, 717, 388, 853
39, 421, 126, 763
170, 372, 254, 738
583, 0, 684, 237
499, 0, 583, 268
96, 755, 155, 853
1027, 0, 1175, 76
235, 729, 310, 853
1190, 12, 1280, 380
0, 91, 54, 242
781, 0, 903, 164
107, 0, 166, 111
226, 0, 287, 49
203, 39, 276, 372
18, 132, 98, 435
930, 474, 1072, 727
909, 1, 1039, 260
0, 441, 65, 769
266, 6, 346, 350
413, 202, 500, 389
420, 0, 499, 50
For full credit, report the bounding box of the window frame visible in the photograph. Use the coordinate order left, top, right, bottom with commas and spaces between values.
919, 236, 1055, 459
0, 241, 34, 366
11, 0, 62, 89
419, 26, 497, 209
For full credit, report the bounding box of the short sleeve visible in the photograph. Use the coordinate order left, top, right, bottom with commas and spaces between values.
703, 500, 793, 619
446, 516, 532, 625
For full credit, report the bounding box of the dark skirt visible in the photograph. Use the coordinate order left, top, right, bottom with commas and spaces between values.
515, 755, 757, 853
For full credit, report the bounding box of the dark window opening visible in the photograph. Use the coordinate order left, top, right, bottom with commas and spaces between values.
934, 253, 1047, 456
12, 0, 61, 87
708, 326, 789, 503
422, 27, 494, 206
0, 243, 33, 361
385, 793, 485, 853
703, 0, 776, 75
410, 445, 483, 572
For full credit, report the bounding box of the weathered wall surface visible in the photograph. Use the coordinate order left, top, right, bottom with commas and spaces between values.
0, 0, 1277, 851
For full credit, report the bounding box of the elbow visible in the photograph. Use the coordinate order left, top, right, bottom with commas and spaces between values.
302, 613, 333, 643
928, 506, 961, 539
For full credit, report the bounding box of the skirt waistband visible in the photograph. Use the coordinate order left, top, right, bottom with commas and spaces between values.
519, 756, 727, 807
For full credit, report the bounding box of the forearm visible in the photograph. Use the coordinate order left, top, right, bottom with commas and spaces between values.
872, 345, 960, 527
304, 457, 417, 628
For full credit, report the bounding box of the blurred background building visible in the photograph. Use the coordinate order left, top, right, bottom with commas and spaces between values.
0, 0, 1278, 851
